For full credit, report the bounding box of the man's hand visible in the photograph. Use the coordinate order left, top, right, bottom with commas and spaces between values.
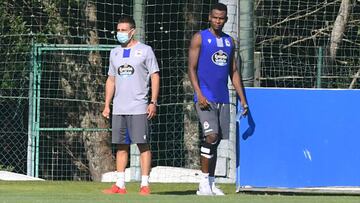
102, 106, 110, 119
147, 103, 157, 119
197, 94, 210, 110
241, 102, 249, 116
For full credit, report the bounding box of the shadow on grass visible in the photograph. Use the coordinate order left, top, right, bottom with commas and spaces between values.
153, 190, 197, 195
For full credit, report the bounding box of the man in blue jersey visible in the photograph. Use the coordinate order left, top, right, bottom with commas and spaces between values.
188, 3, 249, 195
102, 16, 160, 195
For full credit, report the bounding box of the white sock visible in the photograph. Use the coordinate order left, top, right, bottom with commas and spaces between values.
141, 175, 149, 187
200, 172, 209, 185
115, 171, 125, 188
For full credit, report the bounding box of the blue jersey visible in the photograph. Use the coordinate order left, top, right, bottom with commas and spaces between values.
195, 29, 234, 103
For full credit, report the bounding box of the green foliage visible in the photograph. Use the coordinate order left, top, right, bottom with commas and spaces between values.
0, 164, 15, 172
0, 0, 72, 90
0, 1, 31, 90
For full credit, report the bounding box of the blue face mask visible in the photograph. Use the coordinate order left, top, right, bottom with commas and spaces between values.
116, 30, 132, 44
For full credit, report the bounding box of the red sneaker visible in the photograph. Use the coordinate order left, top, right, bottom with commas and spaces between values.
139, 186, 151, 195
102, 184, 127, 194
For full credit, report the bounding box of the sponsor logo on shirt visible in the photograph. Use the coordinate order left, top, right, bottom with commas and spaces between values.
211, 50, 228, 66
118, 63, 135, 76
207, 39, 212, 44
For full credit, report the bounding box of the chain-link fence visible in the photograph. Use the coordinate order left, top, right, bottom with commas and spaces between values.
1, 0, 359, 181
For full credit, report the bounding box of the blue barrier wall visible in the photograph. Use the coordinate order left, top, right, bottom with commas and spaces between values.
236, 88, 360, 188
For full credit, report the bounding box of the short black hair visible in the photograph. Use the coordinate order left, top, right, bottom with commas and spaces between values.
211, 3, 228, 13
118, 16, 136, 29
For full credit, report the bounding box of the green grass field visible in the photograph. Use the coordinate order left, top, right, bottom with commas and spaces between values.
1, 181, 360, 203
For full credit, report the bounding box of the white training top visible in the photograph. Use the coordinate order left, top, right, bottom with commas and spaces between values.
108, 42, 159, 115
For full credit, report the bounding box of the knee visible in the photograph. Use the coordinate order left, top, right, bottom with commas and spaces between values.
201, 134, 219, 159
205, 134, 219, 144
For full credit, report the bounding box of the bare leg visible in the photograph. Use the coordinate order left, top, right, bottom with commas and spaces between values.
116, 144, 130, 172
137, 143, 151, 189
201, 157, 209, 173
137, 143, 151, 176
113, 144, 129, 190
198, 134, 218, 195
208, 149, 217, 177
201, 134, 218, 173
208, 139, 220, 176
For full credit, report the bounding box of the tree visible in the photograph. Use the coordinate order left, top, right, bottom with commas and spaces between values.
1, 0, 115, 180
40, 0, 115, 180
182, 0, 204, 169
330, 0, 351, 59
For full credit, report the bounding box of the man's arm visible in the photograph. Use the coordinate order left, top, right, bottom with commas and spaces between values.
187, 32, 209, 109
229, 41, 249, 115
102, 76, 115, 119
147, 72, 160, 119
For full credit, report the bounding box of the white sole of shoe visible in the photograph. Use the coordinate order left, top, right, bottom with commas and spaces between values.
196, 190, 214, 196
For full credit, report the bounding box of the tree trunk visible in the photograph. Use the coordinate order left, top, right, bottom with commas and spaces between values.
330, 0, 351, 59
82, 1, 114, 181
182, 74, 200, 169
42, 0, 115, 180
182, 1, 203, 169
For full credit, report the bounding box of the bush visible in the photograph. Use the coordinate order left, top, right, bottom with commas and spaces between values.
0, 164, 15, 172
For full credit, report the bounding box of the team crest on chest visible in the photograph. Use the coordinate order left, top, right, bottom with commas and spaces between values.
118, 63, 135, 77
135, 49, 143, 57
225, 39, 231, 47
211, 50, 228, 66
